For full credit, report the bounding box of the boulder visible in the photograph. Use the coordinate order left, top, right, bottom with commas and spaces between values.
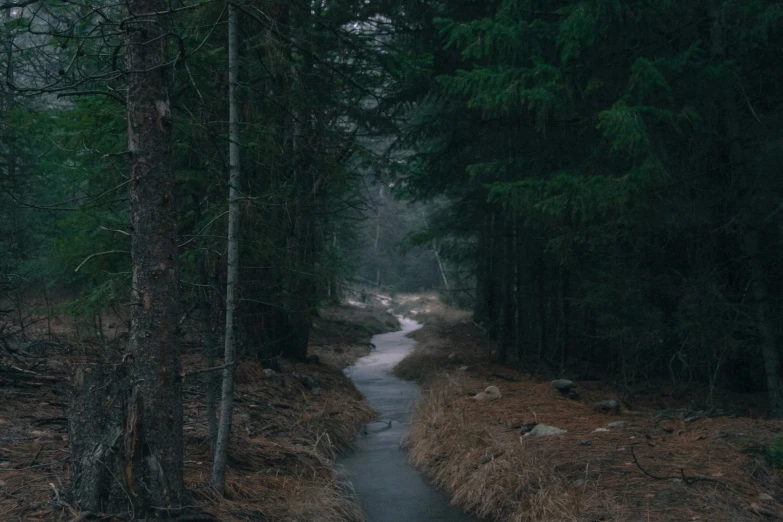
594, 399, 620, 414
472, 385, 502, 401
528, 424, 567, 437
552, 379, 576, 392
263, 368, 283, 385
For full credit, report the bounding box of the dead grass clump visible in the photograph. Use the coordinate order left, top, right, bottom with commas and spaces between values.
403, 319, 783, 521
407, 375, 622, 521
392, 346, 449, 383
393, 292, 471, 325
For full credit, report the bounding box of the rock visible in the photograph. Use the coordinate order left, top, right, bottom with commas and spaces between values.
312, 387, 323, 396
263, 368, 283, 385
528, 424, 567, 437
519, 422, 538, 434
447, 353, 462, 364
759, 493, 774, 502
594, 399, 620, 414
472, 385, 502, 401
552, 379, 576, 392
458, 366, 469, 372
593, 427, 610, 433
608, 421, 628, 428
580, 439, 592, 446
292, 372, 321, 390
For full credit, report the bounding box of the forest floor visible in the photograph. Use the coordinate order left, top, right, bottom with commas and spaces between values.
0, 297, 399, 522
394, 297, 783, 522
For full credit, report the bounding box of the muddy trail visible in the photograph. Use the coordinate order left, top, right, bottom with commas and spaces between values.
338, 317, 478, 522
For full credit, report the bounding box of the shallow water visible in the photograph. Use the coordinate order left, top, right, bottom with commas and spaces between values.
338, 317, 478, 522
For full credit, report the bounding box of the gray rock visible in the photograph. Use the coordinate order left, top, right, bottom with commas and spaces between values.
528, 424, 567, 437
472, 385, 502, 401
552, 379, 576, 392
594, 399, 620, 414
447, 353, 462, 364
580, 439, 592, 446
292, 372, 321, 390
263, 368, 283, 385
593, 427, 610, 433
608, 421, 628, 428
519, 422, 538, 434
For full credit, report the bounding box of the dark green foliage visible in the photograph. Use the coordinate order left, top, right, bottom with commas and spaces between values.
390, 0, 783, 416
767, 437, 783, 469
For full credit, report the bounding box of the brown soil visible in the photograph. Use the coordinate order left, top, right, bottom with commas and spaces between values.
398, 314, 783, 521
0, 302, 398, 522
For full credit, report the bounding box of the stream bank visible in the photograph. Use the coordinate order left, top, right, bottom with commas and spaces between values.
338, 317, 478, 522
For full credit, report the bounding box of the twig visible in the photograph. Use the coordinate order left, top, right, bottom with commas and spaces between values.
630, 446, 724, 485
182, 361, 236, 378
28, 444, 44, 467
74, 250, 130, 273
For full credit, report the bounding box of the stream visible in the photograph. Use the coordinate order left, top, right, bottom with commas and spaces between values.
338, 317, 478, 522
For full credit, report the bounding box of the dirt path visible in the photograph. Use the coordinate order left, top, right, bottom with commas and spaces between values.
338, 317, 478, 522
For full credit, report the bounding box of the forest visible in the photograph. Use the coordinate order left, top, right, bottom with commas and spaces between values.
1, 0, 783, 520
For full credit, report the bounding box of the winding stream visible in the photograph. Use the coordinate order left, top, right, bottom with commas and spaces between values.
338, 317, 478, 522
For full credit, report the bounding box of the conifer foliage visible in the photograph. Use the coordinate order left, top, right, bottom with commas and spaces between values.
394, 0, 783, 417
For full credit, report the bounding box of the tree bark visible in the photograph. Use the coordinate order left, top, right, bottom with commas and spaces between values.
211, 0, 241, 493
69, 0, 185, 514
709, 2, 783, 418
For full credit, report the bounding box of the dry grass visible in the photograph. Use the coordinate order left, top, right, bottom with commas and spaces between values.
393, 292, 471, 326
310, 303, 400, 370
0, 302, 396, 522
396, 300, 783, 521
408, 375, 623, 521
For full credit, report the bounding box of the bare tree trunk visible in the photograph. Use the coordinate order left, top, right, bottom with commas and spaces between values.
709, 2, 783, 418
211, 1, 241, 493
69, 0, 185, 514
197, 246, 218, 453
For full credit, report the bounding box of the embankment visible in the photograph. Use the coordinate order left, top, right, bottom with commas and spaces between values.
396, 309, 783, 521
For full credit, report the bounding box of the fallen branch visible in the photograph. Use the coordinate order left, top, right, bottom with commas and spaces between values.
182, 361, 236, 378
631, 446, 724, 485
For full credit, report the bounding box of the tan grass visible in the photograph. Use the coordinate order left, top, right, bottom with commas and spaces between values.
408, 374, 622, 522
402, 321, 783, 521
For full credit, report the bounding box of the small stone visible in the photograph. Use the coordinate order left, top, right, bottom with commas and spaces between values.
292, 372, 320, 389
519, 422, 537, 434
472, 385, 502, 401
593, 428, 610, 433
528, 424, 567, 437
759, 493, 774, 501
447, 353, 462, 364
608, 421, 628, 428
458, 366, 469, 372
580, 439, 592, 446
552, 379, 576, 392
312, 387, 323, 396
594, 399, 620, 414
573, 479, 585, 487
263, 368, 283, 385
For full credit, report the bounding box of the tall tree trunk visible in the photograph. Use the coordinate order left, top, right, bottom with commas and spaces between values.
69, 0, 185, 514
709, 2, 783, 417
474, 212, 495, 325
211, 1, 241, 493
197, 245, 218, 453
